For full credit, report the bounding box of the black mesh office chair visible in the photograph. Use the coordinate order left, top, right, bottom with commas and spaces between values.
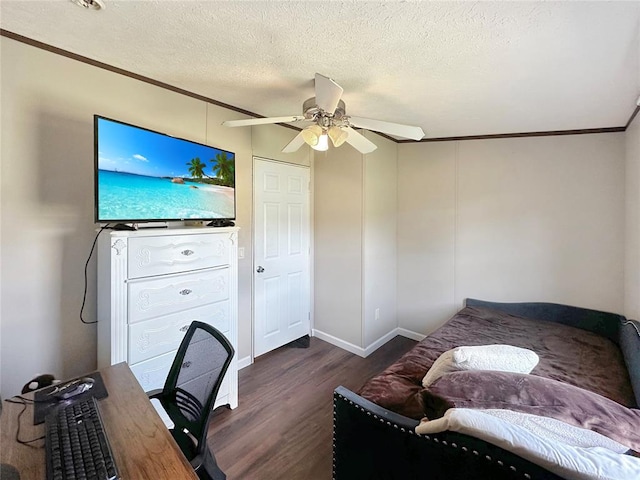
148, 321, 234, 480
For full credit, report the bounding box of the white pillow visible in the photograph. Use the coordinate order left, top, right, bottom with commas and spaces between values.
421, 344, 539, 387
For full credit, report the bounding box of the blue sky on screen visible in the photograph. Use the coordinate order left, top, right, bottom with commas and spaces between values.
97, 117, 232, 178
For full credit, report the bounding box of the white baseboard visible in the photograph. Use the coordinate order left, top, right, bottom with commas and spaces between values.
237, 355, 252, 370
312, 327, 414, 358
396, 328, 426, 341
312, 329, 367, 357
363, 329, 401, 357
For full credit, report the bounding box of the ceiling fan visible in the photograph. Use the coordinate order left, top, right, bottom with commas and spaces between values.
222, 73, 425, 154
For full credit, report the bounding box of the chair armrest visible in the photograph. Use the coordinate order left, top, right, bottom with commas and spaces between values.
147, 388, 162, 399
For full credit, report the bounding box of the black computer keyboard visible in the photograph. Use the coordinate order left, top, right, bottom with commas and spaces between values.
45, 397, 120, 480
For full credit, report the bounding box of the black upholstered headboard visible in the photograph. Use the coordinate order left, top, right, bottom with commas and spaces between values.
619, 318, 640, 408
465, 298, 622, 343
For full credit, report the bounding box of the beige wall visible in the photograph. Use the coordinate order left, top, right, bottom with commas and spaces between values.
626, 115, 640, 320
313, 132, 398, 352
0, 38, 304, 396
398, 134, 626, 334
397, 143, 458, 334
362, 132, 398, 347
313, 145, 363, 346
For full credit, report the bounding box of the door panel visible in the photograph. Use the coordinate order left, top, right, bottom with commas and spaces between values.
287, 272, 303, 327
254, 159, 311, 357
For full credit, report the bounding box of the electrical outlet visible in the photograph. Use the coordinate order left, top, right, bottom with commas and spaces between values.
375, 308, 380, 321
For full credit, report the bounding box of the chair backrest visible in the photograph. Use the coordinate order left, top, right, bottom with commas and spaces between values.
160, 321, 234, 449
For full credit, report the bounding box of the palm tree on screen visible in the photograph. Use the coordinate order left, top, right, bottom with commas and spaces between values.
187, 157, 209, 179
211, 152, 235, 187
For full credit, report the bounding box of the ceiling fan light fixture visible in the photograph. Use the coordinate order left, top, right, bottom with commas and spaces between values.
328, 126, 348, 147
311, 133, 329, 151
301, 125, 322, 147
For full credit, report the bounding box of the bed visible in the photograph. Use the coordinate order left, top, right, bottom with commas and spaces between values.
332, 299, 640, 480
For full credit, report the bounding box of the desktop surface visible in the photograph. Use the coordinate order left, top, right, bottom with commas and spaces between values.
0, 362, 199, 480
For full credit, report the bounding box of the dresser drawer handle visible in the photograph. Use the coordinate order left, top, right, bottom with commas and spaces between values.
181, 249, 194, 256
179, 325, 189, 332
179, 289, 192, 296
182, 361, 192, 369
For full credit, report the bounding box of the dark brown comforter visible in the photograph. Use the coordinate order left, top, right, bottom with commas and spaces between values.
358, 305, 636, 420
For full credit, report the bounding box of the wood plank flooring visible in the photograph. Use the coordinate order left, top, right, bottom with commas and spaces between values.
207, 336, 417, 480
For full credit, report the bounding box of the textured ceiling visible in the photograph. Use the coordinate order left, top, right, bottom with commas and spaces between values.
1, 1, 639, 139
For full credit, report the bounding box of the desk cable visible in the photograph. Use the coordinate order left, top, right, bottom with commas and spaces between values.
5, 395, 54, 448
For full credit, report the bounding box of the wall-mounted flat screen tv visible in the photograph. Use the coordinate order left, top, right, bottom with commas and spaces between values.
94, 115, 235, 223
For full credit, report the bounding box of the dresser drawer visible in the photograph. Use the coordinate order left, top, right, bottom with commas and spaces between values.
128, 233, 230, 279
130, 350, 232, 399
128, 267, 229, 324
213, 374, 231, 408
152, 372, 231, 429
130, 350, 176, 393
128, 300, 231, 364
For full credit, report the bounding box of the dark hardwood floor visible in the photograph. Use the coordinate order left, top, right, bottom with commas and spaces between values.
207, 335, 416, 480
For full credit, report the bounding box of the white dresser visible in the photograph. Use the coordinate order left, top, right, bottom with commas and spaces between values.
97, 227, 238, 410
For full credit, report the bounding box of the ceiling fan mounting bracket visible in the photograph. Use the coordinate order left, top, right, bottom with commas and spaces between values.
303, 97, 346, 121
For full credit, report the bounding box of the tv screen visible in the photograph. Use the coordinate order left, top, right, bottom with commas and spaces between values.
94, 115, 235, 223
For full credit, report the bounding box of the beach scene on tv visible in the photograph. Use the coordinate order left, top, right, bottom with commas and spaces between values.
97, 118, 235, 222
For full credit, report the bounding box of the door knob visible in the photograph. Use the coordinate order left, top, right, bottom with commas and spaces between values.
256, 266, 265, 273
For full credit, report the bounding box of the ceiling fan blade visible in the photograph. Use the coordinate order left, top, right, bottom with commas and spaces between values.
282, 131, 307, 153
223, 115, 305, 127
315, 73, 343, 114
348, 116, 425, 140
344, 127, 377, 154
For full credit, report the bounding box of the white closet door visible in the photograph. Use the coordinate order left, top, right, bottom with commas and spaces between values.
254, 159, 311, 357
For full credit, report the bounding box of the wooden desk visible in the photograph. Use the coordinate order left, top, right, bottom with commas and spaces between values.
0, 362, 198, 480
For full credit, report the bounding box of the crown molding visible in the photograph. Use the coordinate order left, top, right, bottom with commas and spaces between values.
398, 126, 626, 143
